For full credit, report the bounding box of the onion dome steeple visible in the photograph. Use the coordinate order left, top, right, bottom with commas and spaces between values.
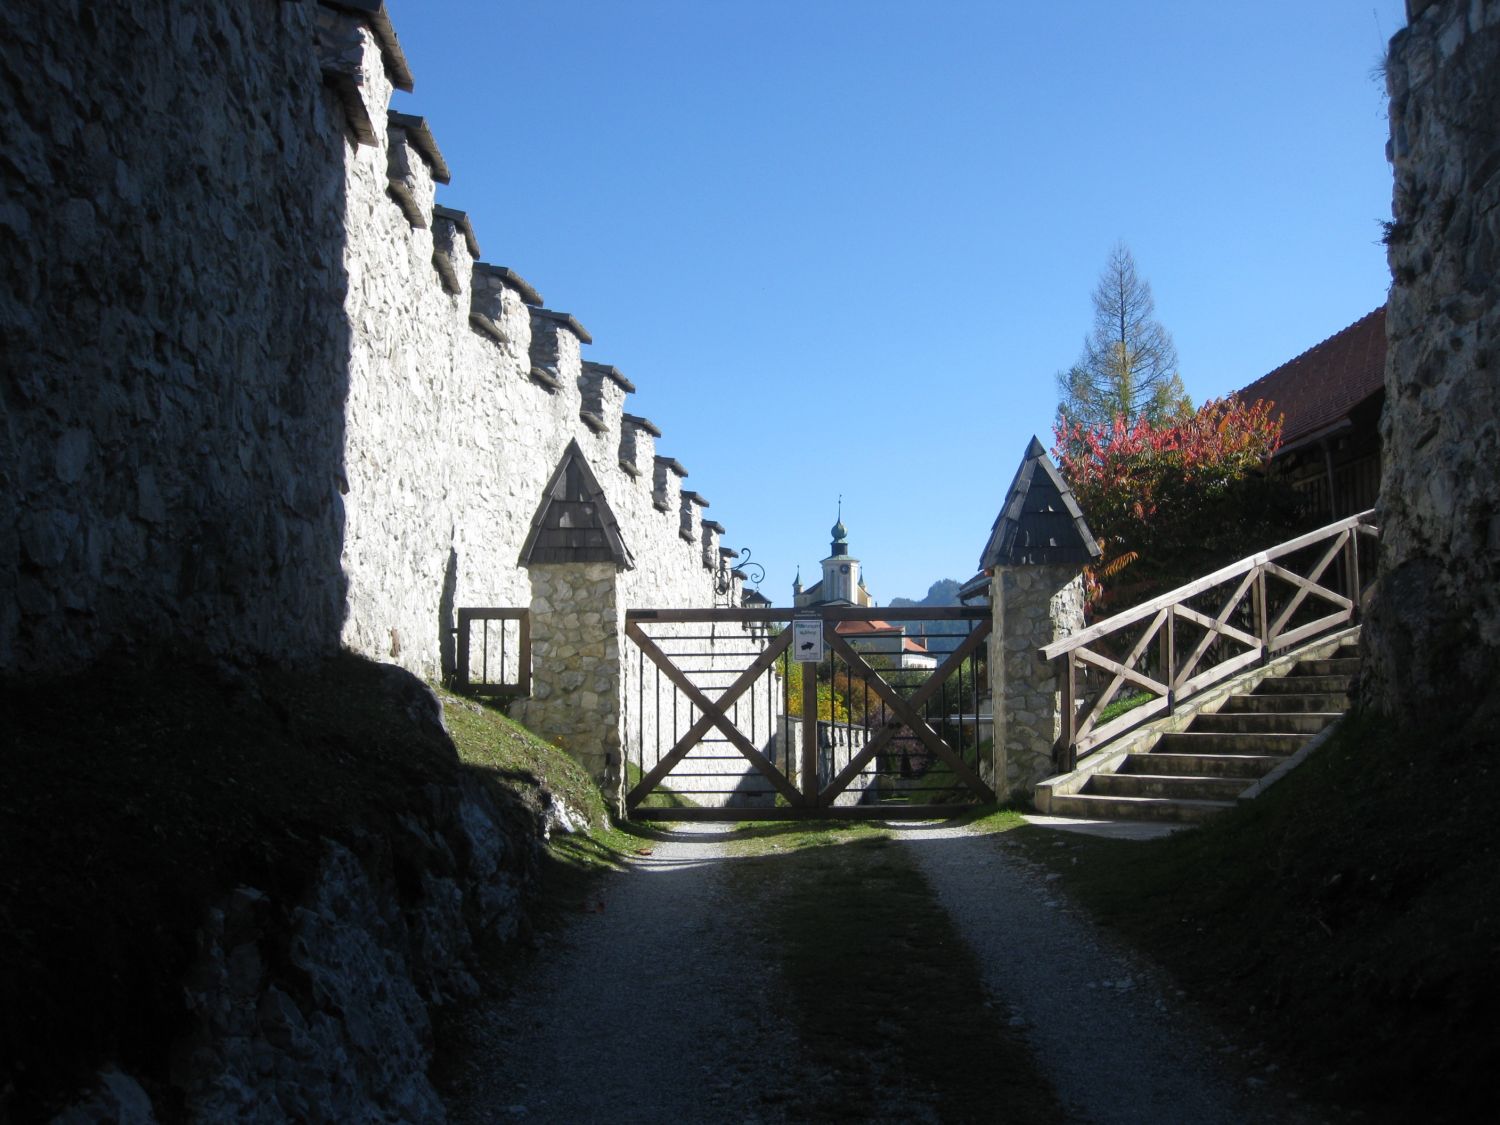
830, 497, 849, 557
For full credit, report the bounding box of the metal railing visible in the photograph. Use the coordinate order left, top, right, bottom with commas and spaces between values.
1041, 511, 1378, 772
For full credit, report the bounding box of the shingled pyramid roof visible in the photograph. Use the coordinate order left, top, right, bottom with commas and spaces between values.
980, 436, 1100, 570
519, 440, 634, 568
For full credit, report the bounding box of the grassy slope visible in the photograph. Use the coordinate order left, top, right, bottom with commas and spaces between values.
0, 647, 615, 1118
1003, 714, 1500, 1123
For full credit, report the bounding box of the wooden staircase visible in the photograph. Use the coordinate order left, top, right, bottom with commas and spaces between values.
1046, 641, 1358, 822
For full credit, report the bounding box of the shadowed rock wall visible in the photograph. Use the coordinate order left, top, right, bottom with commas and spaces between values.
1368, 0, 1500, 726
0, 2, 352, 673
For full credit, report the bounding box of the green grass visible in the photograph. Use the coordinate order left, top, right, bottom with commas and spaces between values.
1096, 689, 1155, 724
722, 821, 1061, 1123
990, 713, 1500, 1123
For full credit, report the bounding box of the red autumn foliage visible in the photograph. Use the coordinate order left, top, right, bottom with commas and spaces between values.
1054, 398, 1302, 615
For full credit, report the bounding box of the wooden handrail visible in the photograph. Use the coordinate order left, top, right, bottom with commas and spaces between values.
1041, 510, 1376, 661
1041, 510, 1379, 773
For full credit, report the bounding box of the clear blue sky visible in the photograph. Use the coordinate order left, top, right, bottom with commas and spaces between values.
385, 0, 1404, 603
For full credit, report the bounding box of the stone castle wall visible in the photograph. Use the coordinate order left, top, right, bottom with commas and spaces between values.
1, 2, 352, 672
1367, 0, 1500, 726
2, 2, 750, 691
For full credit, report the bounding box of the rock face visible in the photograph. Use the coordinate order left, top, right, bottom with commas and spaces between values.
46, 689, 553, 1124
1368, 0, 1500, 727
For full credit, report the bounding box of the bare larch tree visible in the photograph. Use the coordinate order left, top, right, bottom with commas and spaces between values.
1056, 243, 1186, 431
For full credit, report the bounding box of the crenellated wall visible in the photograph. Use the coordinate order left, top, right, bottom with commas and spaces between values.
1, 0, 751, 692
1367, 0, 1500, 728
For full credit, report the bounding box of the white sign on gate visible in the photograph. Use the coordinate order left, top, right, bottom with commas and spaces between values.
791, 617, 824, 663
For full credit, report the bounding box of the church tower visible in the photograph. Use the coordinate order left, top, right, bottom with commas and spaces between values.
820, 504, 864, 606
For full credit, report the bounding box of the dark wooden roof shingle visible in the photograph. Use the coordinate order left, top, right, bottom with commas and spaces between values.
980, 437, 1100, 569
519, 440, 634, 568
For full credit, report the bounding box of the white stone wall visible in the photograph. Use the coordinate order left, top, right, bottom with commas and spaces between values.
317, 17, 755, 684
777, 716, 880, 807
1, 1, 771, 798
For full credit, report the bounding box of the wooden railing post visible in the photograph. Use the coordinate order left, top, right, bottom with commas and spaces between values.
1254, 565, 1269, 662
455, 610, 472, 691
1058, 655, 1077, 774
1164, 608, 1177, 710
1346, 531, 1363, 620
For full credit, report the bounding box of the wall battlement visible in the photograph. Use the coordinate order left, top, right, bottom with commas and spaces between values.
0, 0, 747, 683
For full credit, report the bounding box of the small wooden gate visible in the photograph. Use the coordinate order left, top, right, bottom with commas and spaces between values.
623, 606, 994, 819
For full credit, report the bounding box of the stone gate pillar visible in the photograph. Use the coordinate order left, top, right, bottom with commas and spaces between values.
980, 438, 1099, 800
516, 562, 625, 794
515, 440, 635, 806
990, 565, 1088, 798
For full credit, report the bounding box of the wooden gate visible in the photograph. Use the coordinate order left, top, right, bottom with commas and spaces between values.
623, 606, 994, 819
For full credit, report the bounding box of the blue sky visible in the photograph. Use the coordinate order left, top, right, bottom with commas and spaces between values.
384, 0, 1404, 603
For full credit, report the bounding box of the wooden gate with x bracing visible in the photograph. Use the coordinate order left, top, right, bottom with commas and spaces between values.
622, 606, 995, 819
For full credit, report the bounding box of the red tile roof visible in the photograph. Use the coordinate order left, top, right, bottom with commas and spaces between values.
1235, 306, 1386, 449
834, 619, 898, 636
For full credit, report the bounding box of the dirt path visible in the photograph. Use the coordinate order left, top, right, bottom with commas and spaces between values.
445, 823, 798, 1124
448, 821, 1315, 1124
894, 821, 1313, 1125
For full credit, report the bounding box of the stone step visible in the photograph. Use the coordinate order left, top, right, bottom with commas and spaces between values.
1156, 731, 1309, 755
1254, 673, 1354, 695
1086, 771, 1249, 801
1047, 793, 1236, 823
1189, 711, 1340, 735
1290, 656, 1361, 677
1124, 752, 1286, 779
1219, 692, 1349, 714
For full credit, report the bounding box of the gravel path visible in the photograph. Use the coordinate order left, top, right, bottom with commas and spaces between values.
894, 821, 1314, 1125
446, 823, 798, 1125
449, 820, 1322, 1124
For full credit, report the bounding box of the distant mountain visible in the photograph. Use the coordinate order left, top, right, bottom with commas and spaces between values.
888, 578, 962, 609
886, 579, 970, 657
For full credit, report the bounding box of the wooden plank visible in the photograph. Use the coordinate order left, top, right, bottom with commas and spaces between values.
822, 621, 994, 796
516, 610, 532, 696
824, 629, 995, 802
1074, 695, 1171, 755
1264, 533, 1351, 638
1172, 601, 1259, 652
1175, 646, 1264, 699
625, 624, 798, 805
1057, 655, 1077, 773
1072, 645, 1167, 696
624, 625, 801, 808
1171, 569, 1258, 685
1072, 609, 1167, 741
625, 605, 989, 625
1271, 609, 1353, 653
455, 613, 472, 691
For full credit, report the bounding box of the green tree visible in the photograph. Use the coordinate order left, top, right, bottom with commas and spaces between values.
1057, 243, 1187, 434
